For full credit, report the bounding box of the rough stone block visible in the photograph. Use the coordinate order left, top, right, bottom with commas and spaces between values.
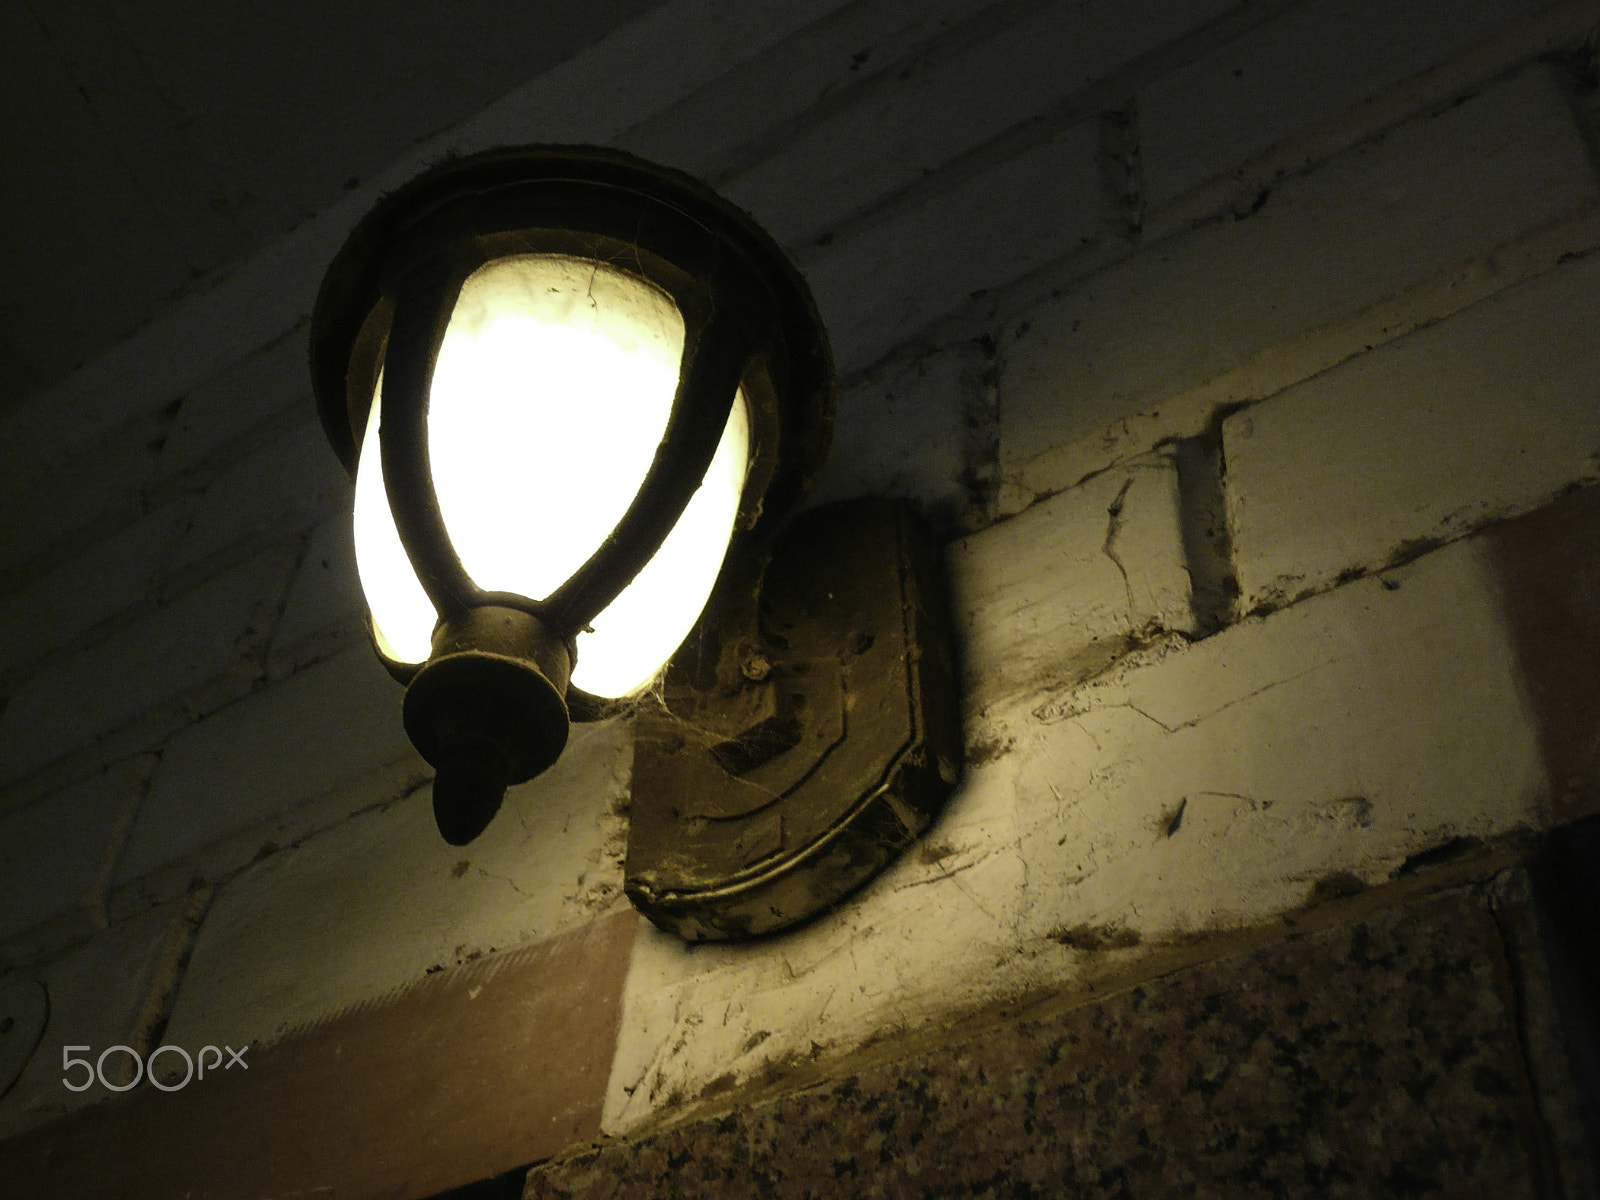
950, 455, 1195, 716
552, 892, 1554, 1198
726, 0, 1237, 249
117, 645, 417, 883
0, 552, 291, 787
0, 759, 146, 942
0, 506, 190, 685
159, 715, 631, 1050
1225, 250, 1600, 612
1002, 66, 1596, 488
807, 120, 1106, 374
600, 535, 1544, 1136
1139, 0, 1555, 207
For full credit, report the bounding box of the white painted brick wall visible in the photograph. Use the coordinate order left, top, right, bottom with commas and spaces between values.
0, 551, 292, 787
809, 120, 1107, 374
1225, 249, 1600, 610
1139, 0, 1558, 206
116, 645, 416, 883
725, 0, 1238, 249
159, 715, 631, 1050
1001, 65, 1597, 497
601, 534, 1544, 1135
155, 324, 313, 479
0, 506, 191, 686
0, 409, 168, 580
622, 0, 995, 182
166, 418, 351, 575
2, 0, 1596, 1150
264, 517, 366, 679
0, 900, 189, 1140
950, 454, 1196, 717
0, 757, 147, 943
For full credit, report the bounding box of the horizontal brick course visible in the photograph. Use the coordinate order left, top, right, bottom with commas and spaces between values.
0, 758, 146, 943
116, 645, 416, 883
1139, 0, 1559, 207
725, 0, 1238, 250
0, 551, 291, 788
158, 715, 631, 1051
166, 418, 351, 577
264, 517, 365, 680
0, 506, 191, 687
1001, 65, 1598, 496
1225, 249, 1600, 611
622, 0, 994, 182
950, 453, 1195, 717
808, 120, 1107, 373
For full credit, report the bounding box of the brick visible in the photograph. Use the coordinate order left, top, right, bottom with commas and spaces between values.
0, 552, 291, 786
622, 0, 993, 181
0, 760, 145, 942
0, 410, 167, 579
264, 516, 366, 678
117, 645, 417, 882
0, 902, 182, 1141
803, 341, 978, 523
808, 120, 1106, 374
1225, 250, 1600, 612
0, 505, 190, 684
155, 324, 311, 478
1139, 0, 1556, 207
949, 454, 1195, 716
725, 0, 1238, 249
601, 535, 1544, 1136
158, 714, 631, 1049
1002, 66, 1597, 488
462, 0, 848, 151
167, 417, 351, 574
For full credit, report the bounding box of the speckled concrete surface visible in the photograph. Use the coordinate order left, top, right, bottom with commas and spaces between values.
527, 889, 1553, 1198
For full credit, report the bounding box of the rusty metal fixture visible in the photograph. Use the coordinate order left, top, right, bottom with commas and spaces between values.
310, 146, 833, 843
627, 498, 963, 939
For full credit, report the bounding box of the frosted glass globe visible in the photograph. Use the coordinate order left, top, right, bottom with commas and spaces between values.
353, 253, 749, 697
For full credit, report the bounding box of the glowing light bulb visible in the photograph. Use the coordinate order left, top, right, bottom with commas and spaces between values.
353, 254, 749, 697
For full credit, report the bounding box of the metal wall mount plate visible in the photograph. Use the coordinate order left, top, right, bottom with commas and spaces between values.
625, 498, 962, 940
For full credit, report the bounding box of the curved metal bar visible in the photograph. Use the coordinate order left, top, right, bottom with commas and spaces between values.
542, 308, 748, 635
380, 259, 484, 621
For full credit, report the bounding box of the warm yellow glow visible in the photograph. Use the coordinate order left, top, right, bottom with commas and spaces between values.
354, 377, 436, 664
352, 253, 750, 697
572, 390, 748, 697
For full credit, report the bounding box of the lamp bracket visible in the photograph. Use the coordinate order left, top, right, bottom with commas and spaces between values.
625, 498, 962, 940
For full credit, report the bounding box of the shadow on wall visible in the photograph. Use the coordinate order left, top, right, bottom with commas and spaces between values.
426, 1165, 528, 1199
1530, 813, 1600, 1165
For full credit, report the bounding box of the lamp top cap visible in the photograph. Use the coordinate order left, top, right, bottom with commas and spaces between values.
309, 144, 834, 507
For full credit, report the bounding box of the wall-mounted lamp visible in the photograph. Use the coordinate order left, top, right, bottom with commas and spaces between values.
311, 147, 960, 938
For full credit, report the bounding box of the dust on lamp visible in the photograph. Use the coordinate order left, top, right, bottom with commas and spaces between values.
310, 148, 832, 845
